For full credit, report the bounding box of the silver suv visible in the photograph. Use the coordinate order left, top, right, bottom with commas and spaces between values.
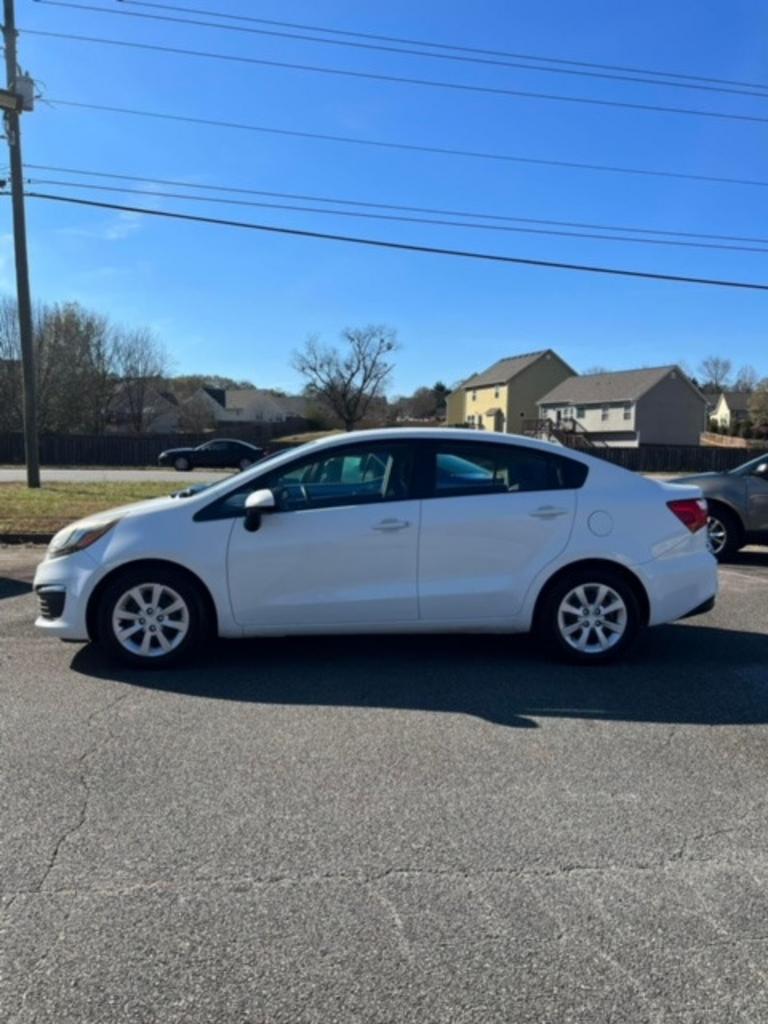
674, 452, 768, 559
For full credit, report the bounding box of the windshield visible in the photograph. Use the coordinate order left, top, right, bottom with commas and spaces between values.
186, 439, 328, 504
730, 452, 768, 476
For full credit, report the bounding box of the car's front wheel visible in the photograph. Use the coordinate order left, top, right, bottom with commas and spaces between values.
537, 568, 643, 664
174, 456, 191, 472
706, 505, 742, 561
95, 566, 208, 667
238, 457, 252, 471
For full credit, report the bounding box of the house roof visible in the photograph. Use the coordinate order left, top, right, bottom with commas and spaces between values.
461, 350, 555, 389
201, 386, 227, 408
538, 366, 696, 406
720, 390, 750, 414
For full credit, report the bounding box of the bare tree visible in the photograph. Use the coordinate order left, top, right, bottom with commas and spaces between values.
114, 328, 169, 432
292, 325, 397, 431
698, 356, 732, 393
749, 381, 768, 431
178, 392, 217, 433
734, 364, 759, 393
0, 297, 23, 431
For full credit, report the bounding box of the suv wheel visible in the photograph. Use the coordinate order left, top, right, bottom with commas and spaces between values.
706, 505, 741, 561
537, 568, 643, 664
96, 566, 208, 667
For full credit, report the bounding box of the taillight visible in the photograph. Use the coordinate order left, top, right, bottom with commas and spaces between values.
667, 498, 708, 533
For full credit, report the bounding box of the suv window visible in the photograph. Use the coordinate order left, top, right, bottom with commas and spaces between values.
431, 442, 587, 496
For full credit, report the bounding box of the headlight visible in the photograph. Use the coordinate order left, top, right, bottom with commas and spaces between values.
47, 519, 119, 560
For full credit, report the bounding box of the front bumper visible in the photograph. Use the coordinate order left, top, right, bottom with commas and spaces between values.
33, 550, 99, 641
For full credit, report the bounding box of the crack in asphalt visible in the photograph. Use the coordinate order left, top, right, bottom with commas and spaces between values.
34, 691, 132, 894
3, 848, 766, 901
5, 692, 134, 1024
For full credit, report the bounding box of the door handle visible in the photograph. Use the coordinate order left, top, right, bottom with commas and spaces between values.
372, 518, 411, 532
530, 506, 569, 519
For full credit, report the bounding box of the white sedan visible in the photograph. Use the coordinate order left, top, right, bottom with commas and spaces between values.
33, 428, 717, 667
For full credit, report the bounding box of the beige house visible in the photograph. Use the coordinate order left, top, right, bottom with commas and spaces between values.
538, 366, 706, 447
446, 350, 574, 434
712, 391, 750, 431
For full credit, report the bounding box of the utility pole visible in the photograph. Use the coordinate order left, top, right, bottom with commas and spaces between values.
2, 0, 39, 487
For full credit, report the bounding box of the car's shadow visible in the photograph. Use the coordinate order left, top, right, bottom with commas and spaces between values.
71, 622, 768, 730
725, 548, 768, 569
0, 577, 32, 600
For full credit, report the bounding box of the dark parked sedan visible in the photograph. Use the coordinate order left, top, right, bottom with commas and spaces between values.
673, 452, 768, 559
158, 439, 265, 472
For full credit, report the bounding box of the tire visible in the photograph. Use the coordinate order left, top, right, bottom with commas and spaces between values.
536, 567, 643, 665
706, 504, 742, 562
174, 456, 191, 472
95, 566, 209, 668
238, 458, 252, 471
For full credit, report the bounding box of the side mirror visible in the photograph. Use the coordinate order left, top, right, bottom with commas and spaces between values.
244, 488, 276, 532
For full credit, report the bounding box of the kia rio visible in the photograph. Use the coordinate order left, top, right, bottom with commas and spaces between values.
33, 429, 717, 667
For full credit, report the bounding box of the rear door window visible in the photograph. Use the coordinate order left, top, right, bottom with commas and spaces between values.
431, 442, 588, 497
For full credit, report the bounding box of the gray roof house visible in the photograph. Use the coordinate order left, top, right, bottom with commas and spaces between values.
191, 387, 307, 425
445, 349, 574, 433
538, 366, 707, 447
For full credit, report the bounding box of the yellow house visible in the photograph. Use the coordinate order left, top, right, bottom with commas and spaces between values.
447, 350, 575, 434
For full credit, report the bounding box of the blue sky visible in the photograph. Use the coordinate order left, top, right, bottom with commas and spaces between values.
5, 0, 767, 393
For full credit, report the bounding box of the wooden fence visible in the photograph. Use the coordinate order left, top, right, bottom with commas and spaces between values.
592, 444, 767, 473
0, 420, 310, 467
0, 431, 765, 471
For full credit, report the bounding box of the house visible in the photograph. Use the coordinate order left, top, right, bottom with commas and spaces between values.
538, 366, 707, 447
108, 385, 180, 433
712, 391, 751, 431
187, 387, 307, 425
446, 349, 575, 433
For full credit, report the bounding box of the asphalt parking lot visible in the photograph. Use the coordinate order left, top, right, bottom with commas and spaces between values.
1, 547, 767, 1023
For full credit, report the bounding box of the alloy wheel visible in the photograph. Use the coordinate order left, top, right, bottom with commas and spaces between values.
557, 583, 628, 655
111, 583, 190, 658
706, 515, 727, 556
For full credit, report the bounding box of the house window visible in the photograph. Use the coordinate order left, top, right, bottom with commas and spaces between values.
623, 402, 632, 420
471, 390, 477, 402
494, 385, 500, 399
601, 405, 610, 421
467, 414, 475, 427
576, 407, 585, 419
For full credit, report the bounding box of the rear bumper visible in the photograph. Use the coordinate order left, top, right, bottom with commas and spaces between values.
637, 547, 719, 627
680, 594, 716, 619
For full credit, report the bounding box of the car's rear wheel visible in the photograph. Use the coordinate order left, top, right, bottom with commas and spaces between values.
96, 566, 208, 667
706, 505, 742, 561
174, 456, 191, 472
537, 568, 643, 664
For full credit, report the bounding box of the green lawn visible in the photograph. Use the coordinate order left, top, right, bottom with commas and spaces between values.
0, 482, 170, 535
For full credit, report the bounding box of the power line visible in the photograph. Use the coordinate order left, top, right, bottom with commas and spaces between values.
25, 29, 768, 125
46, 99, 768, 190
27, 163, 768, 244
112, 0, 768, 95
26, 176, 768, 254
30, 0, 768, 100
17, 191, 768, 291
